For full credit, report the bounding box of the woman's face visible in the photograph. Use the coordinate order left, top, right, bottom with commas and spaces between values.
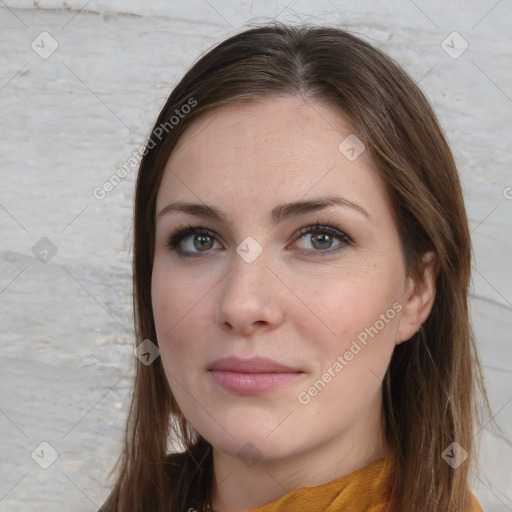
152, 95, 418, 466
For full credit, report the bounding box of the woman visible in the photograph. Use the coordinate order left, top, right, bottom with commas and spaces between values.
100, 23, 490, 512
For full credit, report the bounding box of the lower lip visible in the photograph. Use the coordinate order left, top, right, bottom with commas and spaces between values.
210, 370, 303, 394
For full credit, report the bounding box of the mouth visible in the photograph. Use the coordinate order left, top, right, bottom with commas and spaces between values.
208, 356, 304, 394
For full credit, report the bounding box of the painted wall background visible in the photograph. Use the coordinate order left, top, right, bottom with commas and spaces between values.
1, 1, 511, 510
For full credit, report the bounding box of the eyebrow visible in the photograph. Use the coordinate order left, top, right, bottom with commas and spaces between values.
157, 195, 369, 225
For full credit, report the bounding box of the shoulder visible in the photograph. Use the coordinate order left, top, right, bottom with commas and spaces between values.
469, 491, 484, 512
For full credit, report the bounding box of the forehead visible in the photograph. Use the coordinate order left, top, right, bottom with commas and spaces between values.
168, 95, 355, 169
157, 95, 386, 219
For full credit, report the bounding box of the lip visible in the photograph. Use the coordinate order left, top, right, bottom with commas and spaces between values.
208, 356, 300, 373
208, 356, 304, 394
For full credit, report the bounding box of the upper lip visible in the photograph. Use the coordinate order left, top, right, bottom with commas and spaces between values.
208, 356, 302, 373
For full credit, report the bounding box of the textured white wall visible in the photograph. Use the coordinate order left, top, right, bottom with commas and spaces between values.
1, 1, 511, 510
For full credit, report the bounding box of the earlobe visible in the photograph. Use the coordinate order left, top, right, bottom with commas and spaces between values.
395, 251, 438, 345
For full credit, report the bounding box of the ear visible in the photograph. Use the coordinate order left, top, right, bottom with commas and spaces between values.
395, 251, 438, 345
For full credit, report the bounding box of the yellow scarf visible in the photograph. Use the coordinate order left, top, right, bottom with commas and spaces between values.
249, 454, 484, 512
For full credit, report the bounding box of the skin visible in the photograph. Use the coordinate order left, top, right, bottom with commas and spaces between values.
151, 95, 437, 511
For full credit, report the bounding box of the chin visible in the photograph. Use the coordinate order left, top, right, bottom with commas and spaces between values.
202, 426, 301, 464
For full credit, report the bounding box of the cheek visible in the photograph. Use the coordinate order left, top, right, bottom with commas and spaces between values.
293, 264, 404, 406
297, 266, 402, 344
151, 258, 207, 338
151, 262, 199, 367
151, 257, 221, 395
297, 277, 401, 420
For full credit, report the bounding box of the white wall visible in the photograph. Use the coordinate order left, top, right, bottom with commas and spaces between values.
1, 1, 511, 510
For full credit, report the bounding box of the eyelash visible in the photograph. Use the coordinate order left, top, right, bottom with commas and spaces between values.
166, 221, 353, 258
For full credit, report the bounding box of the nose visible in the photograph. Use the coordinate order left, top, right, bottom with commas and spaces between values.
215, 252, 284, 337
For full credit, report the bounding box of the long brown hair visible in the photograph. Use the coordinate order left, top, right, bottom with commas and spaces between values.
100, 22, 491, 512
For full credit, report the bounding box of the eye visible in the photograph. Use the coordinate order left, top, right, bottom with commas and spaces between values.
166, 221, 353, 258
293, 222, 352, 256
167, 224, 221, 256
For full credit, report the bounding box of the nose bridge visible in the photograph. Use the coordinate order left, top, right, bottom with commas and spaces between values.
215, 245, 283, 333
223, 245, 271, 302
